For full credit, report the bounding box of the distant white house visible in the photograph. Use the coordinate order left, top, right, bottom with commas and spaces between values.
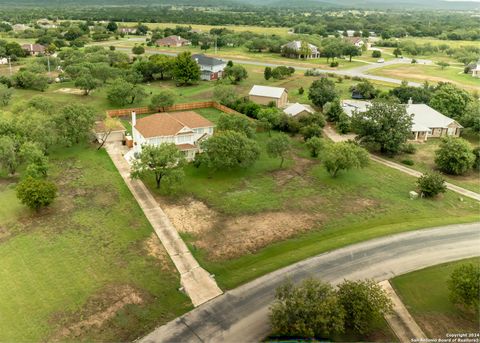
12, 24, 29, 32
471, 59, 480, 78
192, 54, 227, 81
283, 103, 315, 117
132, 111, 214, 161
345, 37, 365, 48
249, 85, 288, 108
341, 99, 462, 141
281, 40, 320, 59
0, 57, 8, 65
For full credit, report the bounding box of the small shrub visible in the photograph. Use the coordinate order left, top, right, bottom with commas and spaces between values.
298, 86, 304, 95
401, 159, 414, 166
448, 263, 480, 311
16, 176, 57, 210
416, 172, 447, 198
401, 143, 417, 154
371, 50, 382, 58
473, 147, 480, 171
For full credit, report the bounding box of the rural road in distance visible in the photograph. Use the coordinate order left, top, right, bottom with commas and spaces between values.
105, 45, 422, 87
140, 222, 480, 343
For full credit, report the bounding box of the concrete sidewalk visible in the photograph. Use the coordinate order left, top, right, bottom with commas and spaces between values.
379, 280, 427, 343
105, 143, 222, 307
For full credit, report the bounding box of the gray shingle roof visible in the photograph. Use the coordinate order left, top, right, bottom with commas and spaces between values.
192, 54, 225, 67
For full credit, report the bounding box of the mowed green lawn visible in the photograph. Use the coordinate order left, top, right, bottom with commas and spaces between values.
142, 111, 479, 289
368, 63, 480, 91
391, 258, 480, 338
0, 146, 192, 341
388, 138, 480, 193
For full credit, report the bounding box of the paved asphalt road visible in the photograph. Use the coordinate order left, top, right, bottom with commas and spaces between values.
108, 45, 422, 87
139, 222, 480, 343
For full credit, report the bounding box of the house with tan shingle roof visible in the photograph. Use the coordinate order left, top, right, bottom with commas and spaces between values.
132, 111, 214, 160
155, 35, 191, 48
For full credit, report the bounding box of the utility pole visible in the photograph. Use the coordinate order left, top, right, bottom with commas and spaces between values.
7, 56, 12, 75
214, 35, 217, 54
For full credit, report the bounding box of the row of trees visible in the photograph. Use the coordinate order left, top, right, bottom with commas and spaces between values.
0, 97, 100, 210
270, 278, 392, 339
3, 5, 478, 41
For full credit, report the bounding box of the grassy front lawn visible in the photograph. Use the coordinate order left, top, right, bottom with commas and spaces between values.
142, 113, 479, 289
388, 139, 480, 193
0, 145, 192, 342
391, 258, 480, 338
367, 63, 480, 91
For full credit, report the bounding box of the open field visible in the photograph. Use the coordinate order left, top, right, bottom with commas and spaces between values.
391, 258, 480, 338
367, 63, 480, 91
100, 21, 292, 37
132, 110, 480, 289
395, 37, 480, 50
387, 138, 480, 193
0, 146, 192, 341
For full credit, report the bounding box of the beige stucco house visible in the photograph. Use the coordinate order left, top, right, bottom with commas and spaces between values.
249, 85, 288, 108
131, 111, 214, 161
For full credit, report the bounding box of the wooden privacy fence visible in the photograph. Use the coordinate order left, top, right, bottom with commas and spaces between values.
106, 101, 241, 117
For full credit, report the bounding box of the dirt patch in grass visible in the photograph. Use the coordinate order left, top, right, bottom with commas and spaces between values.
54, 88, 84, 95
416, 313, 478, 338
196, 211, 324, 260
144, 233, 175, 272
50, 285, 144, 341
271, 155, 315, 186
157, 197, 217, 235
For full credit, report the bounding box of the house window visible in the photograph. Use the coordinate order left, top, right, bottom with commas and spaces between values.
177, 135, 191, 143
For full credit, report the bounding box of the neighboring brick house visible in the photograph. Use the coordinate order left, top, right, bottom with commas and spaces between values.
155, 35, 191, 48
132, 111, 214, 161
21, 44, 45, 56
249, 85, 288, 108
192, 54, 227, 81
281, 40, 321, 59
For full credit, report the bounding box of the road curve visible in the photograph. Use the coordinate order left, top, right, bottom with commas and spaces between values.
140, 222, 480, 343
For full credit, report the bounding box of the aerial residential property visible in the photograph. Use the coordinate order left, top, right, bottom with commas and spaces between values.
21, 43, 45, 56
192, 53, 227, 81
131, 111, 214, 160
345, 36, 366, 48
281, 40, 321, 59
0, 0, 478, 342
283, 102, 315, 117
342, 99, 463, 141
249, 85, 288, 107
155, 35, 191, 47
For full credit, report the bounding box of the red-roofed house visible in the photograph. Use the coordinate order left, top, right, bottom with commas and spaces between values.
132, 111, 214, 160
155, 35, 191, 48
345, 37, 365, 48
